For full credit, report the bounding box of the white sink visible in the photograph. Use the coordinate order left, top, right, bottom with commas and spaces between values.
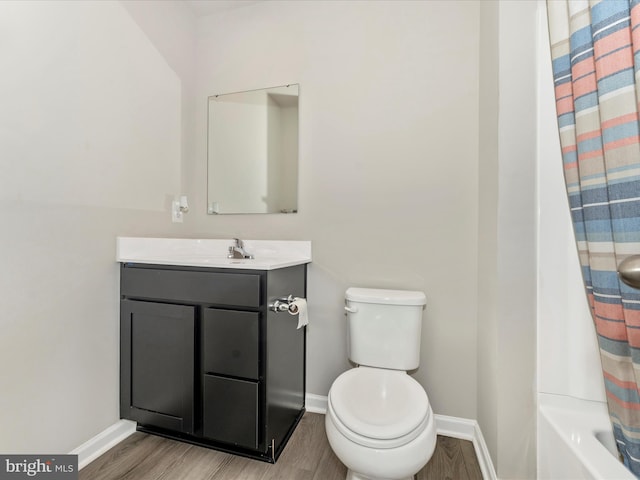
116, 237, 311, 270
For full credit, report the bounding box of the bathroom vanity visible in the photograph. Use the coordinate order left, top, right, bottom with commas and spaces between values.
117, 238, 311, 462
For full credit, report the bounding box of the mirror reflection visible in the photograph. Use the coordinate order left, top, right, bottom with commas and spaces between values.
207, 84, 299, 214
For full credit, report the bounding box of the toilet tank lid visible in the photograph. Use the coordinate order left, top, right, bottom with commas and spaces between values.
346, 288, 426, 306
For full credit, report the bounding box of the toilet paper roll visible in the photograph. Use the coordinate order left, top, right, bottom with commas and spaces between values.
288, 297, 308, 329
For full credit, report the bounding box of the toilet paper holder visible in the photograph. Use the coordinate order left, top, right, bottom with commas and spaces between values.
269, 295, 299, 314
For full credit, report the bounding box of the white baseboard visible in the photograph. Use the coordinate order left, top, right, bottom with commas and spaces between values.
70, 419, 137, 470
306, 392, 329, 413
305, 394, 497, 480
434, 414, 497, 480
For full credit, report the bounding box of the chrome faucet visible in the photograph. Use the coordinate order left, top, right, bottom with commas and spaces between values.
227, 238, 253, 259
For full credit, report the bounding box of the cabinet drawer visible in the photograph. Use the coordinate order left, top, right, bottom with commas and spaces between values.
121, 266, 261, 307
203, 375, 258, 450
203, 309, 259, 380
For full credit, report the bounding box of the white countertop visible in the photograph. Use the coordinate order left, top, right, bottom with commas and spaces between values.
117, 237, 311, 270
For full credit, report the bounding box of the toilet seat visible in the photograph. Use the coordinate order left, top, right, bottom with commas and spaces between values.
328, 367, 430, 449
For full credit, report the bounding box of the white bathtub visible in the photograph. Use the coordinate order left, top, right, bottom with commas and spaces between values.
538, 393, 635, 480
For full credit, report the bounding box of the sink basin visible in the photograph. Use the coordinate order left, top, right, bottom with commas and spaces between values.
117, 237, 311, 270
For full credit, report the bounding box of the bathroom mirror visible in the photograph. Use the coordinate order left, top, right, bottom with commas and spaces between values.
207, 84, 299, 214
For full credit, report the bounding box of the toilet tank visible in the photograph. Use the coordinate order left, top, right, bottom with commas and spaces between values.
345, 287, 426, 370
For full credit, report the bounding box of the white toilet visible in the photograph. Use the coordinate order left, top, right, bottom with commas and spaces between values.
325, 287, 436, 480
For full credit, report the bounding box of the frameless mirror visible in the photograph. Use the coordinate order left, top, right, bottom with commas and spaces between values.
207, 84, 299, 214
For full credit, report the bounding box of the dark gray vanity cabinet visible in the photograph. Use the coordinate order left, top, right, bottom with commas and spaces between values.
119, 262, 307, 462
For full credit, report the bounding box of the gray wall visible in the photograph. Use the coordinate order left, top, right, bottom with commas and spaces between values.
476, 1, 538, 478
0, 1, 193, 453
191, 0, 481, 418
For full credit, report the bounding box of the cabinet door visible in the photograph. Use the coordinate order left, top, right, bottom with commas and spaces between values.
203, 375, 259, 450
120, 300, 195, 434
202, 309, 259, 380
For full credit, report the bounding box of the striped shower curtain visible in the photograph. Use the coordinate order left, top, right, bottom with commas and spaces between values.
547, 0, 640, 476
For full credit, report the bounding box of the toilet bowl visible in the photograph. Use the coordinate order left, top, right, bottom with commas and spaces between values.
325, 367, 437, 480
325, 288, 436, 480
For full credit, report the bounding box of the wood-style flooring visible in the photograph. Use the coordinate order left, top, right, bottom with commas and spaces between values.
80, 413, 483, 480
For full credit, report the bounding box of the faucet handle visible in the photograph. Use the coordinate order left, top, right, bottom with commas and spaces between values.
233, 238, 243, 248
